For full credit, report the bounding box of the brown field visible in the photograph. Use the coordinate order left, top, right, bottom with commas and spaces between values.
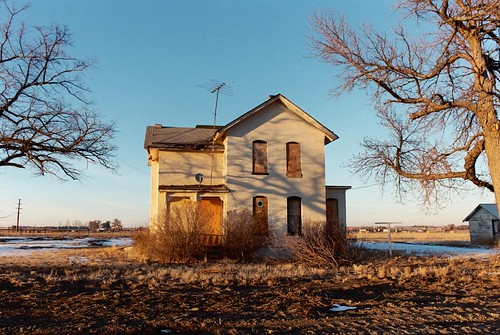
0, 245, 499, 334
354, 230, 471, 244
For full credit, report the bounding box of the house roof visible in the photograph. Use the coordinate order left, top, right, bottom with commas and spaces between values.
214, 94, 339, 144
463, 203, 498, 222
144, 125, 221, 150
145, 94, 338, 149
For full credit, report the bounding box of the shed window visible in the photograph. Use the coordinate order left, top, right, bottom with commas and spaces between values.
286, 142, 302, 178
253, 140, 268, 174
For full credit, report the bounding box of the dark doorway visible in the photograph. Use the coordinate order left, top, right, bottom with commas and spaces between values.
287, 196, 302, 235
326, 198, 339, 238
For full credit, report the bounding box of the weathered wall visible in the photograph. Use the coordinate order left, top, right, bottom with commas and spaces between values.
326, 186, 349, 230
158, 150, 225, 186
468, 207, 496, 244
224, 101, 328, 233
148, 155, 160, 222
147, 148, 225, 226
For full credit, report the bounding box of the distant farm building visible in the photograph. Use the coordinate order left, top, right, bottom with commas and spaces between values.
463, 204, 499, 245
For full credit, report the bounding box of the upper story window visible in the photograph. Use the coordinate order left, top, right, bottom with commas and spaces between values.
286, 142, 302, 178
252, 140, 268, 174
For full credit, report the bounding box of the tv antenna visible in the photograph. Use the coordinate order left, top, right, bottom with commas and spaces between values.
197, 80, 233, 185
196, 79, 233, 129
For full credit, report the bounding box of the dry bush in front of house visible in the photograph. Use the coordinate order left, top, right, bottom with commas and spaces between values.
282, 221, 366, 266
133, 202, 210, 263
223, 208, 268, 260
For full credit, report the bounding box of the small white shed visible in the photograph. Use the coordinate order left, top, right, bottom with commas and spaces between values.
463, 204, 499, 245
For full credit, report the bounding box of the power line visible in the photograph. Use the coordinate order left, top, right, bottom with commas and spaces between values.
350, 183, 383, 190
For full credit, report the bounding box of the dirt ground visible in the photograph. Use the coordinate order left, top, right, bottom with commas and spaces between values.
0, 248, 498, 334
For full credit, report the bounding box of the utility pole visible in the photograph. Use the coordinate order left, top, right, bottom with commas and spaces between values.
16, 199, 21, 232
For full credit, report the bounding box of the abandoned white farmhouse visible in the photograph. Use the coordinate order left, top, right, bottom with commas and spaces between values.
144, 94, 350, 239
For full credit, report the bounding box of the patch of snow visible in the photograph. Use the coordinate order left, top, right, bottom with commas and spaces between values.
0, 237, 133, 257
101, 238, 133, 247
330, 304, 357, 312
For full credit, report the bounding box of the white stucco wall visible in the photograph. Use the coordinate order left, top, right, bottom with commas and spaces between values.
148, 149, 225, 224
157, 150, 225, 186
147, 149, 160, 222
326, 186, 349, 229
224, 101, 328, 231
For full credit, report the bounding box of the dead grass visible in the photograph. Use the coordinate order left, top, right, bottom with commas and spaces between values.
348, 254, 500, 285
1, 244, 499, 334
6, 243, 497, 289
354, 230, 470, 243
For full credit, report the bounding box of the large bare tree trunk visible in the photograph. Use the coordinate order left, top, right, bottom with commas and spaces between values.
484, 133, 500, 207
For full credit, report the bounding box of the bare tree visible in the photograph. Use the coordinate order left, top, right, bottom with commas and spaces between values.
312, 0, 500, 208
0, 1, 116, 180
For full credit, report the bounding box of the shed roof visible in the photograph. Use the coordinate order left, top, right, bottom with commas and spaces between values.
463, 203, 498, 222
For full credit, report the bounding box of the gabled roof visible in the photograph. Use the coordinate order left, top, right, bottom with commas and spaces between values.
145, 94, 338, 150
214, 94, 338, 144
463, 203, 498, 222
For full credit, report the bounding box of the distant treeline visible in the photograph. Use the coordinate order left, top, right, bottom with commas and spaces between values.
349, 224, 469, 233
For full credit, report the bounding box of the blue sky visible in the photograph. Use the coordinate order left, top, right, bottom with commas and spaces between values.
0, 0, 494, 227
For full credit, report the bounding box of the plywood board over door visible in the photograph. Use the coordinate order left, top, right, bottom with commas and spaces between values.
198, 197, 223, 236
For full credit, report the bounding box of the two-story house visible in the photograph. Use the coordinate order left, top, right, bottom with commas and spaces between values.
144, 94, 350, 238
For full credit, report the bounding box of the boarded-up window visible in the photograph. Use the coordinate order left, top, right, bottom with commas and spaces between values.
253, 140, 268, 174
286, 142, 302, 178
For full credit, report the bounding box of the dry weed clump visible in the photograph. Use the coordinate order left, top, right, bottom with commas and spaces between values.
133, 207, 269, 263
223, 208, 268, 260
132, 203, 210, 263
279, 221, 368, 266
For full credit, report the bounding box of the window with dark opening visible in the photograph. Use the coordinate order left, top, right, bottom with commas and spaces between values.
286, 142, 302, 178
287, 196, 302, 236
252, 140, 268, 174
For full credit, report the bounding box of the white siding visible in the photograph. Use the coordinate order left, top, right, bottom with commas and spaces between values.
224, 102, 327, 232
326, 187, 349, 230
158, 150, 225, 186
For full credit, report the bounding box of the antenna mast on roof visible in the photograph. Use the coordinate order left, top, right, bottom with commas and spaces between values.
211, 82, 225, 131
196, 79, 233, 129
197, 79, 233, 185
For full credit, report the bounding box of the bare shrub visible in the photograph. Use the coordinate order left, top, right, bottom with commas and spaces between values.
133, 201, 211, 263
223, 208, 267, 260
281, 221, 365, 266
